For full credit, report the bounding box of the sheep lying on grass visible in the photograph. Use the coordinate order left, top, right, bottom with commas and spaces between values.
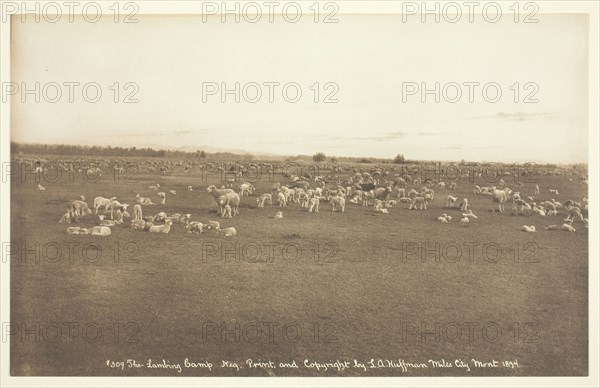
521, 225, 536, 233
149, 219, 173, 233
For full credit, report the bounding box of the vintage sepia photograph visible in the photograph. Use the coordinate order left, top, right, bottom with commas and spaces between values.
1, 1, 598, 386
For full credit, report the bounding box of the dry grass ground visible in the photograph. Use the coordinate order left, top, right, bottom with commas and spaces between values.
10, 158, 588, 376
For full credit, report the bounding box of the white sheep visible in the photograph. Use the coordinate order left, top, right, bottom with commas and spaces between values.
459, 216, 470, 226
157, 192, 166, 205
256, 193, 273, 208
446, 195, 458, 207
149, 184, 160, 190
94, 197, 115, 213
549, 189, 559, 195
275, 211, 284, 219
276, 191, 287, 207
520, 225, 536, 233
131, 219, 146, 229
561, 223, 576, 232
37, 184, 46, 191
462, 210, 478, 219
149, 219, 173, 233
59, 213, 71, 224
459, 198, 469, 212
308, 197, 320, 213
408, 197, 426, 210
135, 194, 155, 205
330, 196, 346, 212
89, 226, 111, 236
169, 190, 177, 195
186, 221, 205, 234
133, 204, 143, 220
188, 186, 193, 191
545, 225, 559, 230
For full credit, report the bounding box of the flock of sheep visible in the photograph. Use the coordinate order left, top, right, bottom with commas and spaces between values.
45, 161, 589, 239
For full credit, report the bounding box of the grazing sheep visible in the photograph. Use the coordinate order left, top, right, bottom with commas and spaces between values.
68, 200, 92, 218
561, 223, 576, 232
275, 211, 284, 219
330, 196, 346, 212
408, 197, 426, 210
36, 184, 46, 191
149, 219, 173, 233
239, 182, 255, 197
133, 204, 143, 220
521, 225, 536, 233
93, 196, 116, 214
256, 193, 273, 208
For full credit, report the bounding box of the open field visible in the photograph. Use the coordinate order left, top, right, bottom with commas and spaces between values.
9, 156, 588, 376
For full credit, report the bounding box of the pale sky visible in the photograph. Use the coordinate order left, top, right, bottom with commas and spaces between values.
11, 13, 589, 163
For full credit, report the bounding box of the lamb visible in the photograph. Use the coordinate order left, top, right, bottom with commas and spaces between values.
149, 219, 173, 233
130, 219, 146, 229
274, 211, 284, 219
362, 191, 374, 206
491, 189, 508, 212
133, 204, 143, 220
549, 189, 559, 195
36, 184, 46, 191
89, 226, 111, 236
408, 197, 426, 210
256, 193, 273, 208
59, 213, 71, 224
217, 192, 241, 217
143, 216, 156, 231
239, 182, 255, 197
520, 225, 536, 233
561, 223, 576, 232
446, 195, 458, 207
149, 184, 160, 190
545, 225, 559, 230
459, 198, 469, 212
108, 200, 129, 220
276, 191, 287, 207
222, 204, 233, 219
100, 220, 117, 227
220, 227, 237, 237
308, 197, 320, 213
186, 221, 205, 234
113, 209, 124, 225
462, 210, 478, 219
534, 184, 540, 194
67, 227, 86, 235
157, 192, 166, 205
512, 199, 531, 212
449, 182, 457, 190
68, 200, 92, 218
135, 194, 155, 205
459, 216, 470, 226
564, 207, 584, 223
330, 196, 346, 212
93, 196, 116, 214
188, 186, 193, 191
437, 216, 449, 223
154, 212, 168, 222
169, 190, 177, 195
